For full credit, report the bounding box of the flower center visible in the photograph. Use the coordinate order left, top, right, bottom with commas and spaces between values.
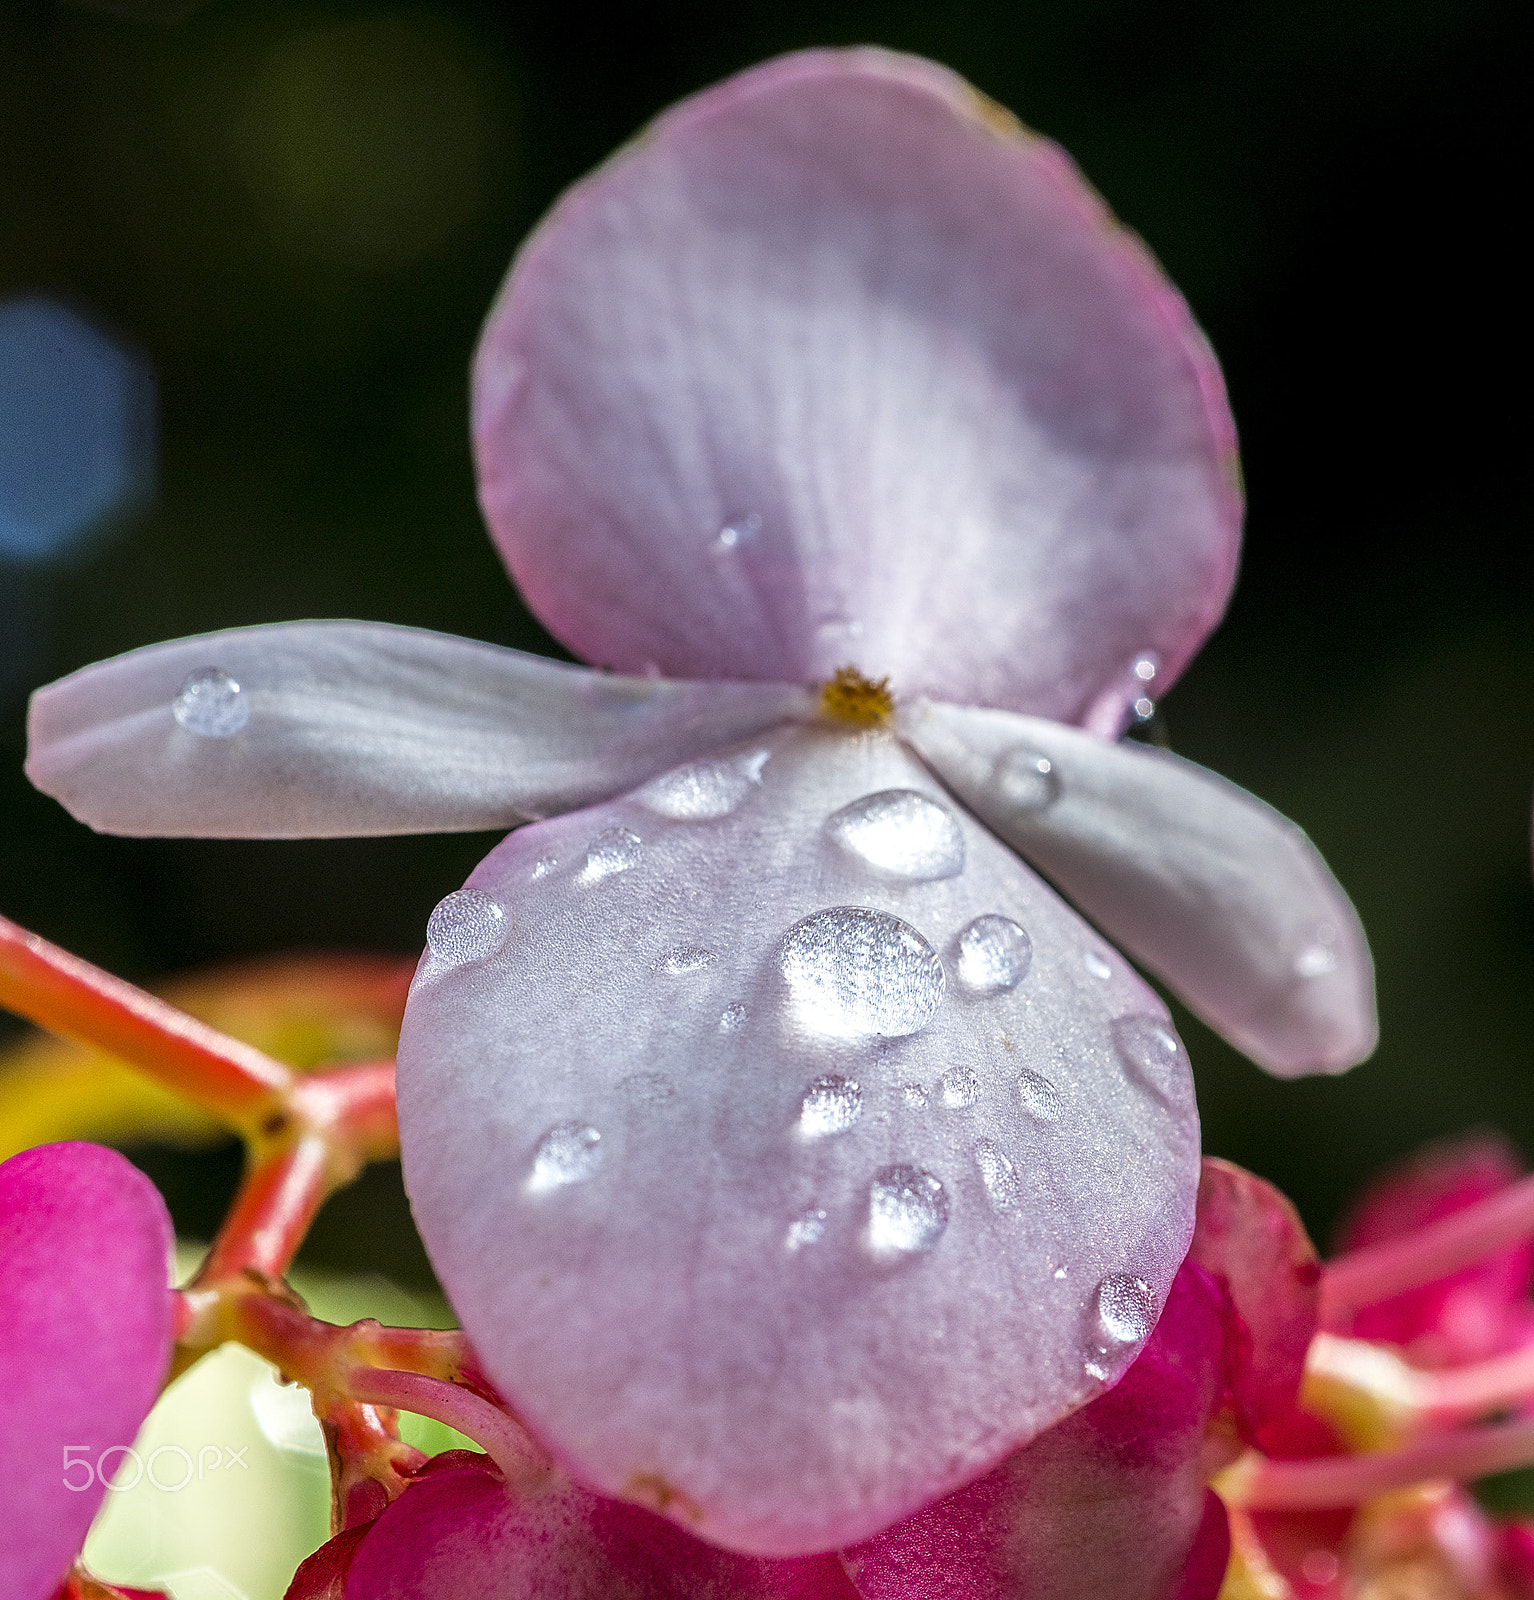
818, 665, 893, 726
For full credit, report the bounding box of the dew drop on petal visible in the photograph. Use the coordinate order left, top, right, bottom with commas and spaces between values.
532, 855, 558, 879
1083, 950, 1112, 980
785, 1206, 827, 1251
1094, 1273, 1157, 1346
974, 1139, 1023, 1214
172, 667, 249, 737
527, 1123, 603, 1192
901, 1082, 930, 1110
993, 746, 1059, 812
955, 915, 1032, 993
867, 1165, 949, 1258
1111, 1015, 1183, 1093
798, 1075, 863, 1139
660, 945, 715, 975
426, 889, 506, 963
718, 1002, 748, 1033
1084, 1358, 1111, 1381
582, 827, 643, 881
825, 790, 964, 881
1053, 1264, 1068, 1280
938, 1067, 982, 1109
778, 907, 944, 1039
1294, 942, 1339, 977
639, 758, 754, 821
1017, 1070, 1061, 1121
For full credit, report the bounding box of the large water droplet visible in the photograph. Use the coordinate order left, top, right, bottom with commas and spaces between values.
974, 1139, 1023, 1214
955, 915, 1032, 993
778, 907, 944, 1039
660, 945, 715, 975
798, 1074, 863, 1138
938, 1067, 982, 1109
638, 756, 759, 821
718, 1002, 748, 1033
172, 667, 249, 738
426, 889, 506, 963
1083, 950, 1112, 981
528, 1123, 603, 1192
582, 827, 643, 882
1111, 1015, 1183, 1094
867, 1165, 949, 1258
785, 1206, 827, 1251
825, 790, 964, 881
713, 512, 761, 553
1017, 1070, 1061, 1121
993, 746, 1059, 812
1094, 1273, 1157, 1346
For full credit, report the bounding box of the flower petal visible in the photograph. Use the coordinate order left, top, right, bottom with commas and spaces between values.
26, 622, 809, 838
900, 700, 1376, 1077
398, 723, 1199, 1555
840, 1260, 1231, 1600
335, 1451, 856, 1598
473, 48, 1240, 718
0, 1142, 173, 1600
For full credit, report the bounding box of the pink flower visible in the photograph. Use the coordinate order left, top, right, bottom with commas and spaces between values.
0, 1142, 174, 1600
22, 50, 1375, 1557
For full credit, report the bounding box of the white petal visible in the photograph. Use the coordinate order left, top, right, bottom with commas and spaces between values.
25, 622, 811, 838
901, 700, 1377, 1077
398, 722, 1198, 1556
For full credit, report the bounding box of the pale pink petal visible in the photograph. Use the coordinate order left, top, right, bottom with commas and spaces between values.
1189, 1158, 1320, 1440
900, 700, 1376, 1077
840, 1260, 1230, 1600
398, 722, 1199, 1555
0, 1142, 174, 1600
26, 622, 809, 838
473, 48, 1240, 718
332, 1450, 855, 1598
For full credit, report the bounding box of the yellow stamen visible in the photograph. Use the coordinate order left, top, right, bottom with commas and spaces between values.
818, 665, 893, 726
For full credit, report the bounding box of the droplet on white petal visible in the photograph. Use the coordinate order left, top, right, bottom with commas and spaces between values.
1017, 1070, 1062, 1121
938, 1067, 981, 1109
993, 746, 1058, 812
974, 1139, 1023, 1214
527, 1123, 604, 1192
866, 1165, 949, 1259
660, 945, 715, 975
778, 907, 944, 1039
1094, 1273, 1156, 1346
785, 1206, 827, 1252
1111, 1014, 1182, 1097
955, 914, 1032, 993
582, 826, 643, 881
1083, 950, 1112, 980
426, 889, 506, 963
825, 789, 964, 881
797, 1075, 863, 1139
172, 667, 249, 738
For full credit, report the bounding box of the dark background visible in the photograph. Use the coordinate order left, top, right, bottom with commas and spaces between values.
1, 0, 1527, 1282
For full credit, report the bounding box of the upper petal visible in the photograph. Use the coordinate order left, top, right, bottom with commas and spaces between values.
472, 48, 1240, 718
0, 1141, 173, 1600
900, 700, 1377, 1077
398, 722, 1199, 1556
26, 622, 809, 838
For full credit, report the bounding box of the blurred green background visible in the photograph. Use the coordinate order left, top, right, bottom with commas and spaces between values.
0, 0, 1526, 1277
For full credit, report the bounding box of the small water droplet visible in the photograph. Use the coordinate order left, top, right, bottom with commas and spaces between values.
1132, 655, 1159, 684
1053, 1265, 1068, 1280
798, 1075, 863, 1138
785, 1206, 827, 1251
1017, 1070, 1061, 1121
938, 1067, 982, 1109
713, 512, 762, 552
994, 746, 1059, 812
1083, 950, 1112, 980
172, 667, 249, 738
1111, 1015, 1183, 1091
825, 790, 964, 881
1084, 1358, 1111, 1381
426, 889, 506, 963
582, 827, 643, 882
867, 1165, 949, 1258
1094, 1273, 1157, 1346
974, 1139, 1023, 1214
532, 855, 558, 879
955, 915, 1032, 993
779, 907, 945, 1039
528, 1123, 603, 1192
901, 1083, 929, 1109
1132, 695, 1155, 722
660, 945, 715, 975
639, 758, 754, 821
1294, 942, 1338, 977
719, 1002, 748, 1033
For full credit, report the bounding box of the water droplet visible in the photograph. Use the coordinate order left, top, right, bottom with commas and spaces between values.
867, 1165, 949, 1258
639, 758, 754, 820
528, 1123, 603, 1192
786, 1207, 827, 1251
582, 827, 643, 882
779, 907, 944, 1039
1017, 1071, 1061, 1121
1132, 655, 1158, 684
974, 1139, 1023, 1214
719, 1002, 748, 1033
1294, 942, 1338, 977
1083, 950, 1112, 980
798, 1074, 863, 1138
1084, 1358, 1111, 1381
955, 915, 1032, 993
1094, 1273, 1157, 1346
1111, 1015, 1183, 1091
938, 1067, 982, 1109
661, 945, 715, 975
994, 746, 1059, 812
172, 667, 249, 737
532, 855, 558, 879
1132, 695, 1155, 722
713, 512, 761, 552
901, 1083, 930, 1109
426, 889, 506, 963
1053, 1264, 1068, 1280
825, 790, 964, 881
